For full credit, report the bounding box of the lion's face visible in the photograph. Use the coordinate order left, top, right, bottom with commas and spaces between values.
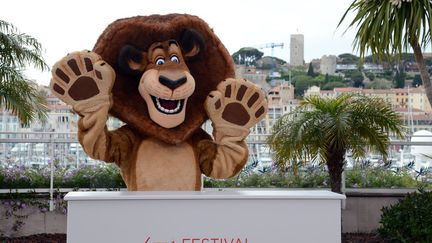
138, 41, 196, 128
93, 14, 235, 144
117, 33, 204, 129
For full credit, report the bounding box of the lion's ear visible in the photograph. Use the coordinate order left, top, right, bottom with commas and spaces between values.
180, 28, 205, 61
118, 45, 147, 76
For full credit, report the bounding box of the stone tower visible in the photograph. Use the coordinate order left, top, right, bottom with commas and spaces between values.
290, 34, 304, 66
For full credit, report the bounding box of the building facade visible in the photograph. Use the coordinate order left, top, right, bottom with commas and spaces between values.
304, 85, 432, 133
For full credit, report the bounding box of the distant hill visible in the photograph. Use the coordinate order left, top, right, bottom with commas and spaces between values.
256, 56, 287, 69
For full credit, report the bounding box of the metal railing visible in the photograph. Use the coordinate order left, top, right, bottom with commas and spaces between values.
1, 131, 432, 210
0, 131, 431, 167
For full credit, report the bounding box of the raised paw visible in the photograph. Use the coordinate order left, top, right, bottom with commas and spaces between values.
50, 50, 115, 106
205, 78, 267, 128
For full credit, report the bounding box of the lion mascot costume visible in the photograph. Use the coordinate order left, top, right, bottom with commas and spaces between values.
50, 14, 267, 191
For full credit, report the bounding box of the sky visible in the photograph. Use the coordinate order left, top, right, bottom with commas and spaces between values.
1, 0, 359, 86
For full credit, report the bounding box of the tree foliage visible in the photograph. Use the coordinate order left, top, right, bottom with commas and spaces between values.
257, 56, 287, 70
338, 53, 360, 64
232, 47, 264, 66
0, 20, 49, 125
365, 71, 375, 81
292, 75, 316, 97
322, 81, 346, 90
413, 74, 423, 87
425, 57, 432, 66
268, 94, 404, 192
344, 69, 364, 87
307, 62, 315, 77
366, 79, 392, 89
379, 191, 432, 242
289, 69, 345, 96
394, 69, 406, 88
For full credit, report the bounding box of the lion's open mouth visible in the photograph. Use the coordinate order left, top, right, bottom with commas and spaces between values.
151, 96, 185, 114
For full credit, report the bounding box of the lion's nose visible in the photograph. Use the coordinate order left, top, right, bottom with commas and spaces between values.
159, 75, 187, 90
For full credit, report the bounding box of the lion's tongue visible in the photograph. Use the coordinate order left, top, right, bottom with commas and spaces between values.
160, 99, 178, 110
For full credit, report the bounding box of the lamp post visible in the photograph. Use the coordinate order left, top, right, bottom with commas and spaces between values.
49, 131, 55, 211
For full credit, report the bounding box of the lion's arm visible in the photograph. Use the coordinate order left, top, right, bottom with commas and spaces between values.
76, 102, 137, 165
192, 128, 248, 179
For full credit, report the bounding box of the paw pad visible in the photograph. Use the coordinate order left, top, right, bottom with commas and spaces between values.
222, 103, 250, 126
207, 78, 267, 128
50, 51, 115, 106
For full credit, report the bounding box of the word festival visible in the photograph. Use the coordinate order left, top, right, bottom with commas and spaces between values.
145, 236, 249, 243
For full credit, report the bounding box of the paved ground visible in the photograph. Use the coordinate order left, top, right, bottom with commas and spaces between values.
0, 234, 66, 243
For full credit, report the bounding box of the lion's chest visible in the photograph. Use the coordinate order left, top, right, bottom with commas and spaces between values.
135, 138, 199, 190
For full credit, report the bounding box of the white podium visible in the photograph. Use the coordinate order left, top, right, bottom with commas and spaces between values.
65, 190, 345, 243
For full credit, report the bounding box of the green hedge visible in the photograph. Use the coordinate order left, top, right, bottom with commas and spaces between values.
379, 190, 432, 242
204, 170, 330, 188
205, 165, 426, 189
0, 164, 125, 189
0, 163, 429, 189
346, 166, 419, 188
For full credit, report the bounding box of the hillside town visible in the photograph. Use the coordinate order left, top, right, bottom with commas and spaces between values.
1, 33, 431, 172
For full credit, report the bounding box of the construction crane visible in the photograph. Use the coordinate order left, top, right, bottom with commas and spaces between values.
258, 43, 284, 58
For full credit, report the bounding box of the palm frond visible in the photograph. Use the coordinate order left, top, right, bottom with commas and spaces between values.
338, 0, 432, 62
0, 20, 49, 71
0, 20, 15, 33
0, 65, 48, 125
269, 94, 405, 192
269, 107, 328, 170
269, 94, 405, 172
0, 20, 49, 125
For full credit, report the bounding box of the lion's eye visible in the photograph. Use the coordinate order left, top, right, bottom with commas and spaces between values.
155, 57, 165, 65
170, 55, 179, 64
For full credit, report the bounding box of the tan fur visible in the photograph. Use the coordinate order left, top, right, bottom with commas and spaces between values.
135, 138, 198, 190
53, 52, 264, 191
50, 15, 268, 191
74, 99, 250, 190
77, 118, 248, 190
204, 126, 250, 178
76, 110, 249, 190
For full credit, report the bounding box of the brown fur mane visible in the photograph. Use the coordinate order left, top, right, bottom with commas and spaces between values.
93, 14, 235, 144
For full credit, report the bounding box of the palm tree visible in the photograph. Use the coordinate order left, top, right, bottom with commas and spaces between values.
267, 94, 404, 193
338, 0, 432, 106
0, 20, 49, 125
